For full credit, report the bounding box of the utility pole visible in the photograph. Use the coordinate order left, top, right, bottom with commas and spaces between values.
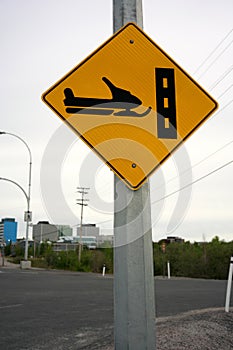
76, 187, 89, 262
113, 1, 156, 349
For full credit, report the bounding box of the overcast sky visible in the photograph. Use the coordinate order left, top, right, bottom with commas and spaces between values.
0, 0, 233, 243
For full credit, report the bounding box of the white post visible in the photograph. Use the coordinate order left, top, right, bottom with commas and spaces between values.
167, 261, 171, 279
225, 256, 233, 312
102, 264, 106, 277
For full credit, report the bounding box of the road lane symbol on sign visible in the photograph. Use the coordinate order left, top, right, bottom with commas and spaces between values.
42, 23, 218, 190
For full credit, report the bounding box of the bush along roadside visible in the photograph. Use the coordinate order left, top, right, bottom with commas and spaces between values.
154, 237, 233, 279
5, 236, 232, 279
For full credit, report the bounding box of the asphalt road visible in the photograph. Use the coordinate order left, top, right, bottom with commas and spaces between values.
0, 267, 231, 349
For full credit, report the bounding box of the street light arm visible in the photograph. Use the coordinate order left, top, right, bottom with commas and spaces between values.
0, 177, 29, 208
0, 131, 32, 201
0, 131, 32, 163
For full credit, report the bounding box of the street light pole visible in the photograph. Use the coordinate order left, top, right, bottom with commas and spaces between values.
0, 131, 32, 261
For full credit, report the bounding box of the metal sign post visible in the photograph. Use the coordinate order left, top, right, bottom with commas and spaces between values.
113, 1, 156, 349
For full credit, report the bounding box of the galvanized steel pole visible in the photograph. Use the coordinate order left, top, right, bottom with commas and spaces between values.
113, 1, 156, 349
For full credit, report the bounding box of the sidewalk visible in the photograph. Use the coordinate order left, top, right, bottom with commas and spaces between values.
0, 256, 20, 268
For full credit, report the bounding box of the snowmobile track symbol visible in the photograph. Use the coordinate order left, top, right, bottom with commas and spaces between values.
63, 77, 151, 117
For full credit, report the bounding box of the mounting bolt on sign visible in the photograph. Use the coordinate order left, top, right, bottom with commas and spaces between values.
42, 23, 218, 190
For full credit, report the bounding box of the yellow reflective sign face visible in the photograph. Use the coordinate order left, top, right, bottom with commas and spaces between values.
42, 23, 218, 190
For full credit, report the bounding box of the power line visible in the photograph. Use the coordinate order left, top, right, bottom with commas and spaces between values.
150, 138, 233, 195
96, 158, 233, 227
193, 28, 233, 75
209, 64, 233, 91
210, 98, 233, 119
217, 84, 233, 99
95, 218, 113, 225
199, 97, 233, 129
196, 38, 233, 80
151, 159, 233, 206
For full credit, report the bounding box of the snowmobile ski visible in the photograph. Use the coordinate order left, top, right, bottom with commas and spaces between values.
66, 107, 114, 115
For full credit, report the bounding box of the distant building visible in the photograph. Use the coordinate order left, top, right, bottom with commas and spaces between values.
166, 236, 184, 244
76, 224, 99, 238
16, 239, 34, 250
0, 218, 17, 244
53, 242, 79, 252
33, 222, 73, 243
0, 226, 3, 245
76, 224, 113, 247
32, 222, 113, 248
97, 235, 114, 248
74, 236, 97, 249
33, 221, 59, 242
159, 236, 185, 245
56, 225, 72, 237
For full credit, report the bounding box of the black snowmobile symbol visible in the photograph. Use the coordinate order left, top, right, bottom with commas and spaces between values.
64, 77, 151, 117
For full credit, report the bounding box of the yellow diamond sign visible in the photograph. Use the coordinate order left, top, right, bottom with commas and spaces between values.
42, 23, 218, 190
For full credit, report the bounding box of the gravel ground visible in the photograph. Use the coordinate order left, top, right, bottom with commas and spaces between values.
35, 308, 232, 349
156, 308, 233, 350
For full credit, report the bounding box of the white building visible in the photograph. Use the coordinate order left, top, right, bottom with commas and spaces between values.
76, 224, 113, 247
33, 221, 73, 242
76, 224, 99, 238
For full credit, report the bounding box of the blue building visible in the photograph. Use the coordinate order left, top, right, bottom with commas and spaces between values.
0, 218, 18, 244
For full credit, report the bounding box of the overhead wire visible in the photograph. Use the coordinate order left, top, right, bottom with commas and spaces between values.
151, 159, 233, 205
97, 158, 233, 228
150, 137, 233, 195
193, 28, 233, 76
96, 137, 233, 224
217, 84, 233, 99
196, 39, 233, 80
208, 64, 233, 91
211, 98, 233, 117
